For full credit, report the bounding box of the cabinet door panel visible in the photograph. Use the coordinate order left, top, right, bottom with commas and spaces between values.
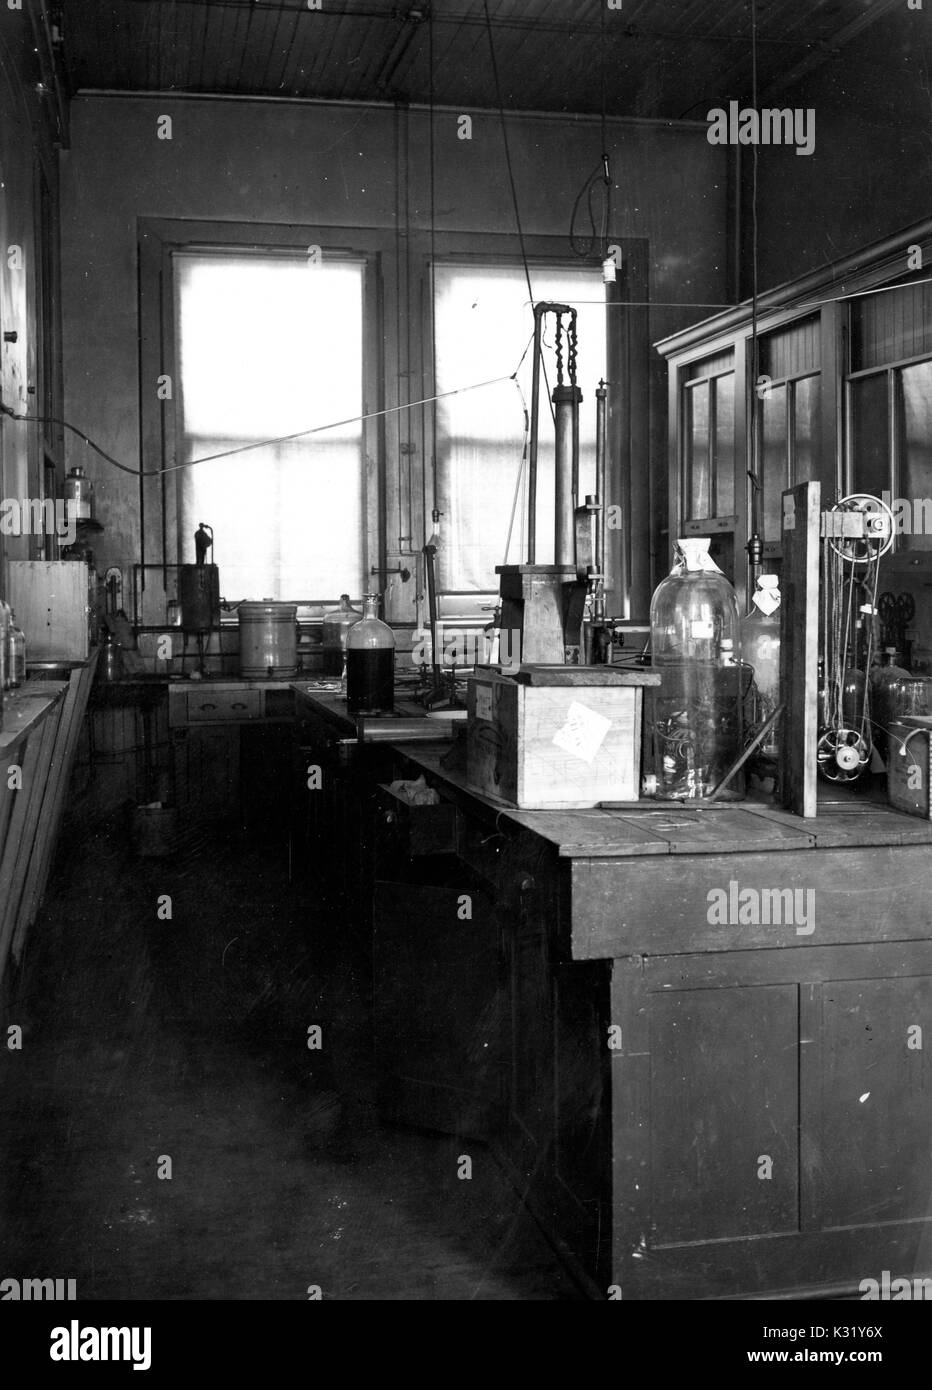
649, 984, 799, 1243
819, 975, 932, 1227
374, 881, 502, 1138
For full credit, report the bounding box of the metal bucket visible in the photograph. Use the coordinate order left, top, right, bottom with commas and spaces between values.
238, 602, 298, 678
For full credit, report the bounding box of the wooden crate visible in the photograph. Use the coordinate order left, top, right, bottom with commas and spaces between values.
6, 560, 91, 660
466, 666, 659, 810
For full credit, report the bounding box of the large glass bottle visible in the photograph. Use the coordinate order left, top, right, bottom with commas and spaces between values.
6, 611, 26, 689
346, 594, 395, 713
740, 574, 781, 773
649, 538, 744, 801
321, 594, 362, 677
869, 647, 910, 762
0, 597, 10, 723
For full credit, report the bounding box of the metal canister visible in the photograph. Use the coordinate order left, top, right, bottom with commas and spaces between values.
238, 602, 298, 678
179, 564, 220, 632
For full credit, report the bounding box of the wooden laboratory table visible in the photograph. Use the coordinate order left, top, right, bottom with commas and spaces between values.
292, 683, 932, 1301
0, 658, 97, 989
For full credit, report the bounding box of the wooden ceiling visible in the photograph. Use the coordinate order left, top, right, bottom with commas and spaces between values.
58, 0, 900, 119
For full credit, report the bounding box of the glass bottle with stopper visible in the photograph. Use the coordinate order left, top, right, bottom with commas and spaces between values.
5, 611, 26, 689
346, 594, 395, 714
648, 537, 744, 801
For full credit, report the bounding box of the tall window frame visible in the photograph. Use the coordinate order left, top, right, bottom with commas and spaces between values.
417, 233, 652, 624
137, 219, 384, 623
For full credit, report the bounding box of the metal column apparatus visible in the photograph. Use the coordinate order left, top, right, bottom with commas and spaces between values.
496, 303, 599, 667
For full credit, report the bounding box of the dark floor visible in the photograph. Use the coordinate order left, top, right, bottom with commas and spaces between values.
0, 810, 583, 1301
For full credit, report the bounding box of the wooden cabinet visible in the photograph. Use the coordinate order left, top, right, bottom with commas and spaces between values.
373, 878, 503, 1138
610, 936, 932, 1299
292, 693, 932, 1299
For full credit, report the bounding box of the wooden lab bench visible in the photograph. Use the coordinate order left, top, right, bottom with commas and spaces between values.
293, 684, 932, 1299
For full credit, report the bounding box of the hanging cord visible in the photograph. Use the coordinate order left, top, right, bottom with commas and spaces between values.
481, 0, 555, 425
427, 4, 438, 505
0, 372, 518, 478
570, 0, 612, 261
747, 0, 763, 559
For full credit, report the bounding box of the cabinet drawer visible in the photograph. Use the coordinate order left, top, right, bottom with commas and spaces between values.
184, 689, 262, 722
375, 784, 457, 858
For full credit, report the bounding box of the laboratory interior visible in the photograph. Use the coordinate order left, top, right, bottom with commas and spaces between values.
2, 0, 932, 1306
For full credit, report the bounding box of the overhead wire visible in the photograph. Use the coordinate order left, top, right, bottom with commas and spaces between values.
481, 0, 554, 428
0, 370, 520, 479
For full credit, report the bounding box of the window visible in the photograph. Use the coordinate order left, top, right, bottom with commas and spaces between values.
174, 250, 366, 600
432, 263, 607, 593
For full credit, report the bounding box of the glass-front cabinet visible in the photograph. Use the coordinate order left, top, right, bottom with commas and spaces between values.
847, 280, 932, 556
658, 219, 932, 668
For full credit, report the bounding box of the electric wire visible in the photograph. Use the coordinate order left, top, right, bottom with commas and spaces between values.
0, 371, 519, 479
570, 0, 611, 262
748, 0, 762, 552
481, 0, 554, 426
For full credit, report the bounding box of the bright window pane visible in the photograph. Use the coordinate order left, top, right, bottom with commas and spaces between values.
761, 384, 788, 541
713, 374, 735, 515
175, 252, 365, 599
686, 381, 710, 519
433, 264, 607, 591
793, 374, 821, 483
900, 360, 932, 550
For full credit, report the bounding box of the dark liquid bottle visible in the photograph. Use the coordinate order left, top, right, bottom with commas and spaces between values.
345, 594, 395, 713
347, 647, 395, 713
321, 593, 361, 677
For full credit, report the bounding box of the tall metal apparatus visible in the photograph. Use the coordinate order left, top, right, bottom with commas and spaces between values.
495, 302, 603, 667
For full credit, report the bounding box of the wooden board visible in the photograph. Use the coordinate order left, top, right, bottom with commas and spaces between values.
570, 844, 932, 960
15, 657, 97, 957
511, 665, 660, 687
779, 481, 821, 817
0, 704, 63, 981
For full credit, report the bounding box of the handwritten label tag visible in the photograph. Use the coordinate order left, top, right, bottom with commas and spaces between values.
475, 685, 493, 721
552, 701, 612, 765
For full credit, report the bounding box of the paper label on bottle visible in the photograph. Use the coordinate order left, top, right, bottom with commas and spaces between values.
752, 591, 781, 616
475, 685, 493, 721
691, 618, 715, 639
552, 701, 611, 765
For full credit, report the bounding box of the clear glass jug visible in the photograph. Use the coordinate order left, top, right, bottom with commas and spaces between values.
649, 538, 745, 800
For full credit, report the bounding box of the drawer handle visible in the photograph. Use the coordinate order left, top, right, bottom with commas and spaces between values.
232, 701, 247, 710
199, 702, 217, 711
